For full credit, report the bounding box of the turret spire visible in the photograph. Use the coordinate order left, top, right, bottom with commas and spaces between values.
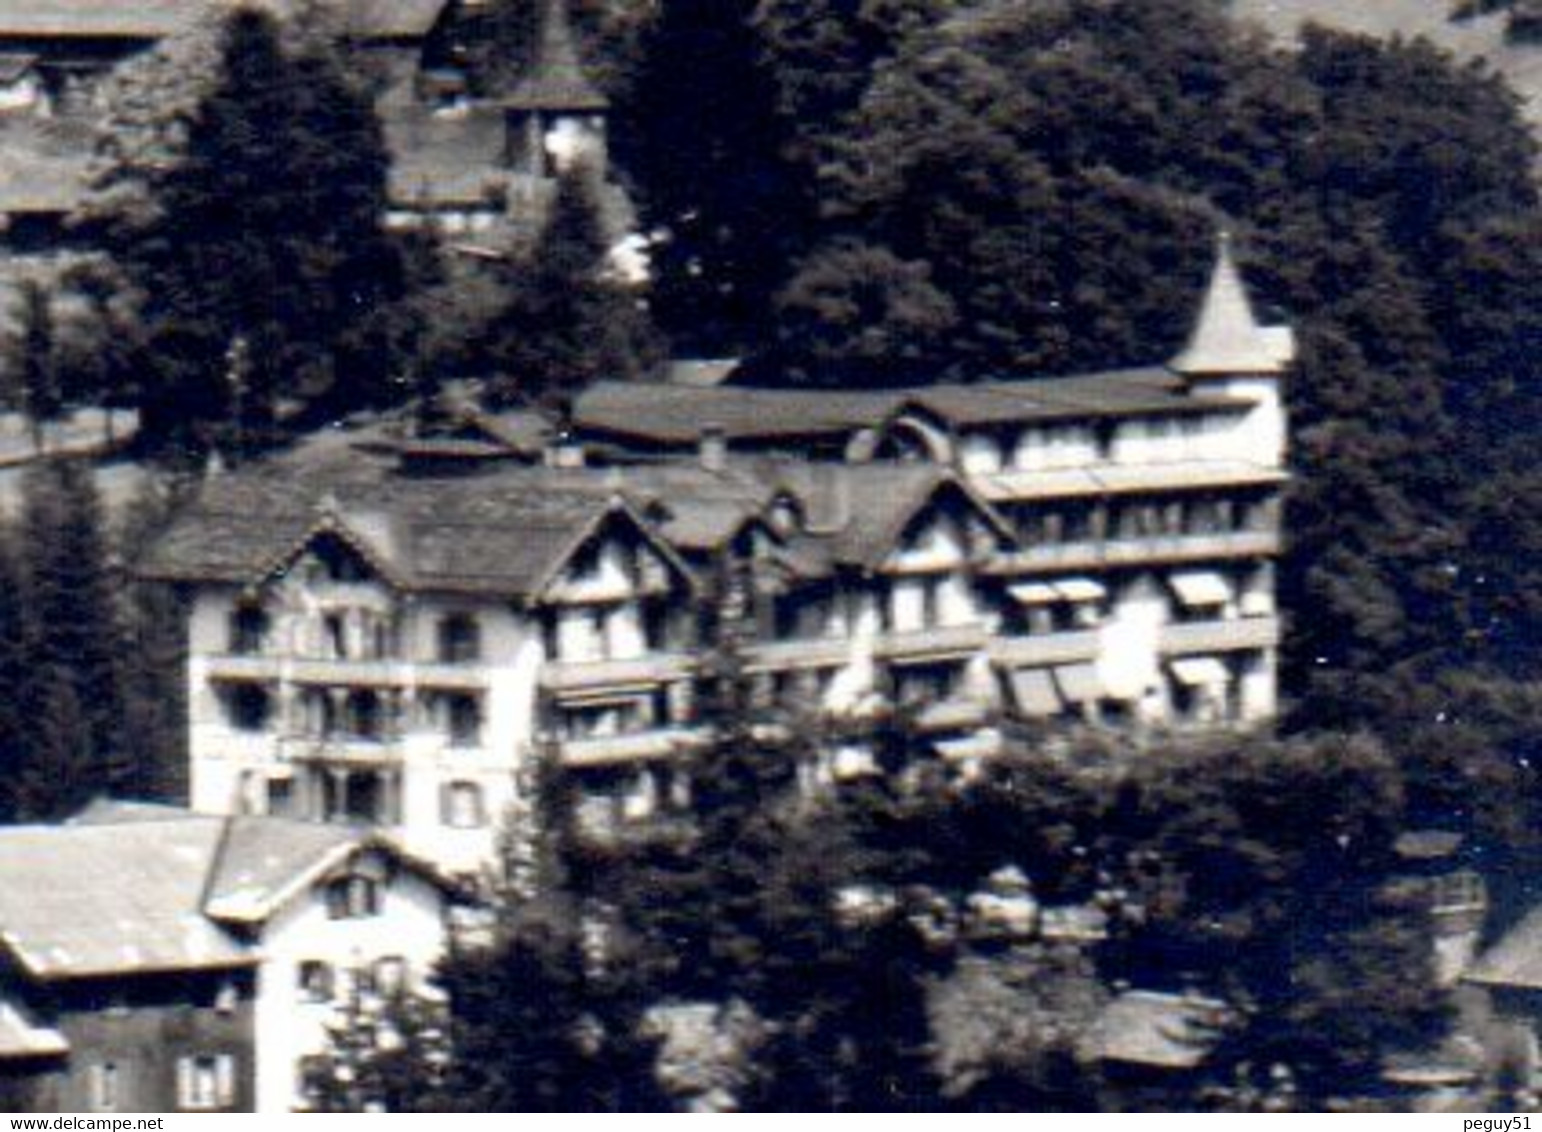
1171, 231, 1291, 377
505, 0, 609, 113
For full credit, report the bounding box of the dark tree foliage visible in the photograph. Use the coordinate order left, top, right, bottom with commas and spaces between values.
612, 0, 812, 357
2, 282, 67, 452
107, 6, 407, 459
480, 164, 661, 409
0, 462, 144, 820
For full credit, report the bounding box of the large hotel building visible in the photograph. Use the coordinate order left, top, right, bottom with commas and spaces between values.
141, 240, 1293, 874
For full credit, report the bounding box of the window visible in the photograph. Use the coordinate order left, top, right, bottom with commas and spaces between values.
345, 690, 385, 742
176, 1054, 235, 1111
324, 613, 348, 659
214, 982, 240, 1016
437, 613, 481, 664
224, 683, 272, 732
325, 876, 381, 920
446, 693, 482, 747
266, 776, 295, 818
87, 1062, 118, 1112
299, 961, 334, 1003
441, 781, 486, 829
228, 603, 268, 655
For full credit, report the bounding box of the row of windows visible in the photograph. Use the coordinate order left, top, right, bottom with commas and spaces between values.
220, 685, 483, 746
227, 607, 483, 665
88, 1054, 237, 1112
298, 957, 408, 1004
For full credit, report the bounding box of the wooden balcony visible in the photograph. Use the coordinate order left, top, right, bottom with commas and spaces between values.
1160, 616, 1281, 654
539, 653, 695, 695
877, 623, 990, 662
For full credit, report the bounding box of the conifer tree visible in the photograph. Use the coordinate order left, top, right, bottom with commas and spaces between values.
3, 281, 66, 453
109, 5, 405, 457
481, 163, 660, 409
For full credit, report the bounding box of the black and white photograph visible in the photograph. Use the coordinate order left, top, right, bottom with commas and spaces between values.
0, 0, 1534, 1115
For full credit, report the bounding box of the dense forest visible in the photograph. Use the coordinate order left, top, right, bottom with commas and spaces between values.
1, 0, 1541, 1109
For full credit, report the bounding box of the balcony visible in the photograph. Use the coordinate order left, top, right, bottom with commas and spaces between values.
991, 530, 1281, 575
1160, 616, 1281, 655
988, 630, 1101, 668
540, 652, 695, 695
877, 623, 990, 662
555, 727, 708, 768
745, 636, 853, 673
909, 697, 991, 733
277, 735, 405, 766
202, 654, 486, 691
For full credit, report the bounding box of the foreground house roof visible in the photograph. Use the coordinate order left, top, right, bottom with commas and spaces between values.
0, 809, 449, 980
0, 0, 450, 41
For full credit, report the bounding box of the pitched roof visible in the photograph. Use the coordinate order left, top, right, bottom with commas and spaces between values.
0, 0, 449, 41
201, 818, 369, 923
0, 808, 459, 980
1170, 233, 1291, 377
0, 1000, 67, 1060
504, 0, 608, 112
0, 817, 251, 979
139, 461, 698, 599
1466, 905, 1542, 989
573, 370, 1248, 449
1083, 990, 1227, 1069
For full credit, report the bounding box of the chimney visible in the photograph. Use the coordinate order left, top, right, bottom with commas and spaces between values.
699, 424, 727, 472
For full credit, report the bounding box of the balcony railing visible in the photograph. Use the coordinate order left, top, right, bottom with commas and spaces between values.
877, 622, 990, 662
1160, 616, 1281, 654
555, 727, 709, 768
539, 652, 695, 695
988, 630, 1101, 668
203, 654, 486, 691
990, 530, 1281, 575
744, 636, 853, 672
277, 735, 405, 766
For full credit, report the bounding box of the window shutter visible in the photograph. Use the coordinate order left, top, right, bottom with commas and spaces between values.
439, 782, 452, 826
175, 1058, 192, 1110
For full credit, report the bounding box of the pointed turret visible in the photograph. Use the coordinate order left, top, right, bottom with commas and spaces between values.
1170, 232, 1293, 377
505, 0, 609, 114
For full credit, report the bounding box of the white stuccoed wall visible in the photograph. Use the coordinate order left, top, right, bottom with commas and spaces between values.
250, 851, 452, 1113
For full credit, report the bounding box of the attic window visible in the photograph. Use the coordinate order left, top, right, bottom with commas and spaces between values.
228, 602, 268, 655
325, 875, 381, 920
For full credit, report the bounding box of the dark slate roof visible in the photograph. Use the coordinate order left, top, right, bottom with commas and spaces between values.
0, 0, 449, 41
503, 0, 608, 112
573, 382, 899, 445
139, 460, 697, 598
1467, 906, 1542, 990
572, 370, 1248, 448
